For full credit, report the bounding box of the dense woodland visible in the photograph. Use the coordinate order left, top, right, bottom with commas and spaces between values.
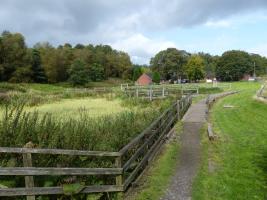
0, 31, 132, 85
1, 31, 267, 85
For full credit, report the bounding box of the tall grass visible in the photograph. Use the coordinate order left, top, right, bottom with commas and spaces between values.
0, 101, 163, 197
0, 103, 159, 152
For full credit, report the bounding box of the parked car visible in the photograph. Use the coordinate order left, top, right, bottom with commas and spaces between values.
181, 79, 189, 83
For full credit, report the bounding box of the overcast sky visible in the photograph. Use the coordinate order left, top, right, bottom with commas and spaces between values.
1, 0, 267, 64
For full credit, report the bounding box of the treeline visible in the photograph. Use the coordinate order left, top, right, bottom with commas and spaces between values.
150, 48, 267, 81
0, 31, 132, 84
1, 31, 267, 84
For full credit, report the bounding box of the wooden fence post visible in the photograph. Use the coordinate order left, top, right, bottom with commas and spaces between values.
115, 156, 123, 188
176, 100, 180, 120
149, 88, 153, 101
23, 142, 35, 200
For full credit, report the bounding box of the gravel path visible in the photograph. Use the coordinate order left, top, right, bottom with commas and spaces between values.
161, 99, 207, 200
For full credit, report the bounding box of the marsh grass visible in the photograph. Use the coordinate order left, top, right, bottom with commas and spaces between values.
0, 103, 159, 151
0, 101, 162, 196
25, 98, 129, 118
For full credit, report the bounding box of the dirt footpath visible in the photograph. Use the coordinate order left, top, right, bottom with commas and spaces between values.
161, 99, 207, 200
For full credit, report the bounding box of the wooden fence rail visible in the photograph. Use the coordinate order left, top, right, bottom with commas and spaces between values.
124, 86, 197, 100
0, 94, 192, 198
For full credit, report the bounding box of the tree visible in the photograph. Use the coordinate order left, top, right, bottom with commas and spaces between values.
68, 59, 90, 86
89, 63, 104, 81
9, 66, 33, 83
132, 67, 143, 81
186, 55, 205, 82
150, 48, 190, 80
31, 49, 47, 82
152, 72, 161, 84
216, 50, 253, 81
197, 52, 218, 78
250, 53, 267, 76
0, 31, 31, 81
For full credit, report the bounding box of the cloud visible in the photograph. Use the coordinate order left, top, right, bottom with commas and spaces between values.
249, 44, 267, 57
112, 33, 176, 64
205, 20, 232, 28
1, 0, 267, 63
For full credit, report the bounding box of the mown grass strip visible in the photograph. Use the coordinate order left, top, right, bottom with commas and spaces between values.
127, 122, 182, 200
192, 82, 267, 200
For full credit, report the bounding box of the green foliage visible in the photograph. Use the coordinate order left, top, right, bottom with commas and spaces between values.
197, 52, 218, 78
0, 31, 133, 84
0, 31, 32, 82
216, 50, 253, 81
89, 63, 104, 81
9, 66, 33, 83
63, 183, 85, 195
0, 103, 160, 151
68, 59, 90, 86
186, 55, 205, 82
150, 48, 190, 80
31, 49, 47, 83
152, 71, 161, 84
132, 67, 143, 81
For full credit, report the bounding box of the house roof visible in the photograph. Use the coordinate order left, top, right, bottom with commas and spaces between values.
137, 73, 152, 81
136, 73, 153, 85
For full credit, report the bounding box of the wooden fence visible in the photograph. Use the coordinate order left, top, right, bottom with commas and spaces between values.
0, 94, 192, 199
124, 86, 197, 100
121, 82, 231, 91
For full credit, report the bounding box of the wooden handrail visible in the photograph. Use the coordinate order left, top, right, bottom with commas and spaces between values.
0, 167, 123, 176
0, 185, 123, 196
0, 147, 121, 157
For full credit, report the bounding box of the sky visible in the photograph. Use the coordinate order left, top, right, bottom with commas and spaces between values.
1, 0, 267, 64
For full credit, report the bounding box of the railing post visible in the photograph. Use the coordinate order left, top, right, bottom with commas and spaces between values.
149, 88, 152, 101
115, 156, 123, 187
23, 142, 35, 200
176, 100, 180, 120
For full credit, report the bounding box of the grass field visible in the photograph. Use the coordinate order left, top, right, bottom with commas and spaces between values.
26, 98, 129, 118
192, 82, 267, 200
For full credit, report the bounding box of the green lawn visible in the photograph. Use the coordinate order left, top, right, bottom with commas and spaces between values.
126, 122, 182, 200
26, 98, 129, 118
192, 82, 267, 200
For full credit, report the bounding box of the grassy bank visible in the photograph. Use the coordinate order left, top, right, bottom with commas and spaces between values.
192, 82, 267, 200
126, 122, 182, 200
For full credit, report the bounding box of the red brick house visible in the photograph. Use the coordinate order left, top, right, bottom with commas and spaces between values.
136, 73, 153, 85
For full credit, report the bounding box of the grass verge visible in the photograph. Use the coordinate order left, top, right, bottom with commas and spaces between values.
192, 82, 267, 200
127, 122, 182, 200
